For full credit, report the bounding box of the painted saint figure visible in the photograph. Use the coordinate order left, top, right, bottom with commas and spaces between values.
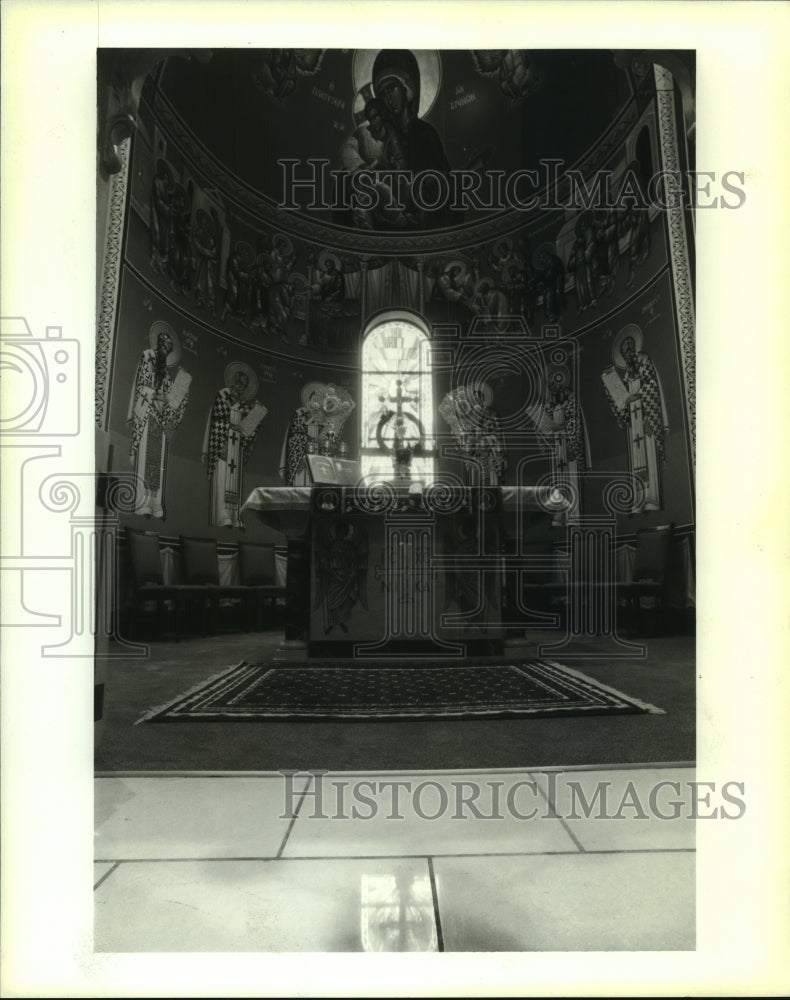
308, 251, 346, 351
601, 324, 668, 513
149, 159, 174, 274
279, 382, 327, 486
436, 261, 473, 306
280, 382, 355, 484
532, 366, 590, 526
533, 243, 566, 322
313, 520, 369, 635
371, 48, 452, 228
439, 383, 507, 487
191, 208, 219, 313
469, 278, 511, 334
127, 322, 192, 519
203, 362, 267, 527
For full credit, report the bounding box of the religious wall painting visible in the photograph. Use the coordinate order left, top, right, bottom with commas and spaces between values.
529, 357, 590, 526
312, 518, 369, 635
530, 242, 567, 325
148, 158, 194, 296
427, 237, 568, 332
469, 50, 545, 106
141, 150, 358, 354
147, 154, 238, 321
302, 249, 361, 352
438, 382, 507, 487
566, 209, 618, 314
601, 323, 668, 513
191, 206, 221, 314
127, 321, 192, 519
341, 50, 453, 233
253, 49, 326, 104
431, 257, 475, 310
559, 195, 653, 324
202, 361, 268, 527
280, 381, 356, 486
135, 50, 662, 370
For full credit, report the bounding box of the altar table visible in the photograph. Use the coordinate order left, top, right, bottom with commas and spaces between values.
241, 484, 563, 659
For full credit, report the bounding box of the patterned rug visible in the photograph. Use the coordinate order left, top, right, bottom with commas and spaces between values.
138, 660, 664, 723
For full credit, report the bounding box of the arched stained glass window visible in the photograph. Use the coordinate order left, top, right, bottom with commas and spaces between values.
360, 316, 436, 482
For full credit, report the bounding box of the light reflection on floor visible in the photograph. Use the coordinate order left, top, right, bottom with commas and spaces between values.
94, 766, 695, 952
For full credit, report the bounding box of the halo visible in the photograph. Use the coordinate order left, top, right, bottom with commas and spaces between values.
493, 237, 513, 258
288, 271, 309, 291
224, 361, 258, 402
473, 277, 494, 296
154, 158, 174, 187
195, 208, 215, 235
316, 249, 341, 272
272, 233, 294, 257
352, 49, 442, 120
533, 241, 557, 270
301, 381, 326, 407
501, 258, 522, 286
148, 321, 180, 367
443, 259, 470, 283
612, 324, 643, 369
235, 241, 255, 268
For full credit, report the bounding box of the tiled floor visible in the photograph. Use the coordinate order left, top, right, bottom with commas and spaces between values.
95, 766, 696, 952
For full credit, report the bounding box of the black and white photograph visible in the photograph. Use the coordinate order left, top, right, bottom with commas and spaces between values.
2, 1, 789, 996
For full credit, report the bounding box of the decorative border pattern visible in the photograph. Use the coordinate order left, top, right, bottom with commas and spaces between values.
96, 137, 131, 429
137, 658, 663, 722
655, 65, 696, 474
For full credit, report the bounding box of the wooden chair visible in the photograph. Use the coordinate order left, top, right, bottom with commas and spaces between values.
620, 523, 675, 635
179, 535, 223, 635
238, 542, 286, 630
126, 529, 183, 640
518, 525, 676, 637
179, 535, 259, 634
519, 541, 566, 626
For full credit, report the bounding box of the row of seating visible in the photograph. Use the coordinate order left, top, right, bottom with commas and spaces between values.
521, 524, 679, 635
126, 531, 286, 640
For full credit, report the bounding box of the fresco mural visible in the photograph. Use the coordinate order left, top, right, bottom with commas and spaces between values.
127, 321, 192, 520
203, 362, 268, 527
601, 323, 669, 514
99, 47, 695, 544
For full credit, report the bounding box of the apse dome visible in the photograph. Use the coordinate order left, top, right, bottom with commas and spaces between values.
146, 48, 635, 247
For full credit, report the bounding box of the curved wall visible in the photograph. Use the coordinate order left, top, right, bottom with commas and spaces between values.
97, 51, 694, 549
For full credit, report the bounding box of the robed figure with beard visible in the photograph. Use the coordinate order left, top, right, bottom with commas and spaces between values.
203, 362, 267, 527
532, 366, 591, 526
128, 322, 191, 519
601, 324, 668, 513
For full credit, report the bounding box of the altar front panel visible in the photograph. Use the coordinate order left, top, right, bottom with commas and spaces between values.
308, 487, 503, 655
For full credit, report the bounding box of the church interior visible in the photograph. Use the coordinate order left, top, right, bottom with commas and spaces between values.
94, 47, 697, 953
